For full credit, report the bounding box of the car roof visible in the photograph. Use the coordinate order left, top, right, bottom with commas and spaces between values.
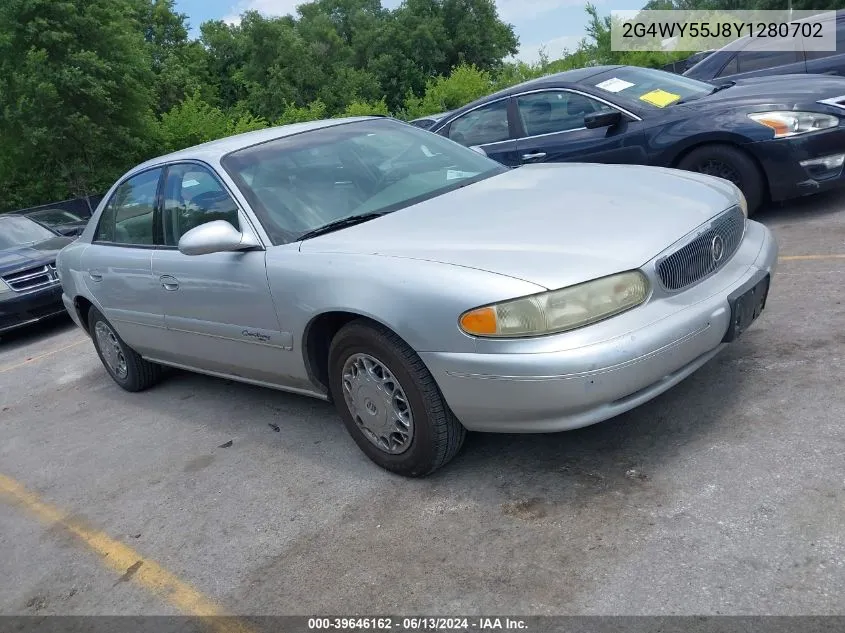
128, 116, 383, 176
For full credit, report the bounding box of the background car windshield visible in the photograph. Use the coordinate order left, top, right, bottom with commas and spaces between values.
221, 118, 506, 244
588, 67, 713, 108
0, 216, 57, 248
28, 209, 84, 224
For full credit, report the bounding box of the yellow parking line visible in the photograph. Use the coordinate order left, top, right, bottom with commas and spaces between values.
0, 473, 253, 633
0, 338, 87, 374
779, 254, 845, 261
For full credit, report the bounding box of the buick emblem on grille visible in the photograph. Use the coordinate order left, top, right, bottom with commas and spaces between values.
711, 234, 725, 263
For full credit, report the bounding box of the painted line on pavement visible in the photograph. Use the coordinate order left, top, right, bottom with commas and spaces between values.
779, 254, 845, 261
0, 338, 87, 374
0, 472, 253, 633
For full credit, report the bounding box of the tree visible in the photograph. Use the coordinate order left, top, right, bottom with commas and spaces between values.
132, 0, 213, 114
0, 0, 157, 210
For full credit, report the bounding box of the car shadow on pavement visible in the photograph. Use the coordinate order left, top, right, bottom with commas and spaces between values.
756, 188, 845, 223
0, 315, 75, 350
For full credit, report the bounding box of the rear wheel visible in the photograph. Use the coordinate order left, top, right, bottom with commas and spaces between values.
677, 144, 765, 216
328, 320, 466, 477
88, 308, 162, 392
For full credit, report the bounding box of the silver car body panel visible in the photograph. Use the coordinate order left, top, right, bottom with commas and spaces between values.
57, 117, 778, 433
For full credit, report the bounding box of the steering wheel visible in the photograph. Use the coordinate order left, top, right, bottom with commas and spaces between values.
189, 190, 231, 210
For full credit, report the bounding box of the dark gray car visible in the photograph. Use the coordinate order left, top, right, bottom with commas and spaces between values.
685, 11, 845, 82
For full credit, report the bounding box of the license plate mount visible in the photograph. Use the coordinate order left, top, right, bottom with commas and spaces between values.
723, 271, 770, 343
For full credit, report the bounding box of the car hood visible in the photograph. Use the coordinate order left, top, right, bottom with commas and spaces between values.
299, 163, 740, 289
688, 74, 845, 111
0, 236, 72, 275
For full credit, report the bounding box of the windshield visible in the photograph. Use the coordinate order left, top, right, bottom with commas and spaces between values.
221, 118, 507, 244
28, 209, 84, 224
0, 215, 57, 248
588, 67, 714, 108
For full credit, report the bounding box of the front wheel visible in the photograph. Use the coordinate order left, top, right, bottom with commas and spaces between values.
677, 144, 765, 216
328, 320, 466, 477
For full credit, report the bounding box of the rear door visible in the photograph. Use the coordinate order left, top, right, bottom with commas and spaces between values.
513, 90, 647, 166
150, 162, 294, 385
80, 168, 165, 356
438, 98, 522, 166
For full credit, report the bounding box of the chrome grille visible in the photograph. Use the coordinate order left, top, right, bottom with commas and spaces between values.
2, 262, 60, 293
656, 206, 745, 292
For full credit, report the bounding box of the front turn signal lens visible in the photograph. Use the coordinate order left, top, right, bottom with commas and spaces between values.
460, 306, 498, 335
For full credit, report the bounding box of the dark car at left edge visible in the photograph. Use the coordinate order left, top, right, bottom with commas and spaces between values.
430, 64, 845, 215
0, 214, 72, 335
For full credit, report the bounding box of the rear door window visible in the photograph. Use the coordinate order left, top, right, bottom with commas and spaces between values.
94, 168, 161, 246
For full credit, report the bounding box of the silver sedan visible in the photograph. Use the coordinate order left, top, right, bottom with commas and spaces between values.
56, 116, 778, 476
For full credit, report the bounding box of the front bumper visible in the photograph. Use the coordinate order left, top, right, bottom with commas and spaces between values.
421, 220, 778, 433
0, 283, 66, 334
749, 125, 845, 202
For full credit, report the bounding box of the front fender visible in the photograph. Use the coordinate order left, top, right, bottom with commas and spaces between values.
265, 250, 545, 355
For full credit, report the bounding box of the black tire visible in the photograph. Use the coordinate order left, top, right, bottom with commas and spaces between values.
677, 144, 765, 216
328, 320, 466, 477
88, 307, 162, 392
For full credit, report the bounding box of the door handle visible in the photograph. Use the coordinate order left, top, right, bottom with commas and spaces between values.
160, 275, 179, 291
89, 270, 103, 282
522, 152, 547, 161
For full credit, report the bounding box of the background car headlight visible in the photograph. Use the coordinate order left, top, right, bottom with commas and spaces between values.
0, 278, 12, 295
748, 111, 839, 138
459, 271, 650, 338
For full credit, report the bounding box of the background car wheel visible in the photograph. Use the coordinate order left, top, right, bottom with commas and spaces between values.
328, 320, 466, 477
677, 144, 765, 216
88, 308, 162, 392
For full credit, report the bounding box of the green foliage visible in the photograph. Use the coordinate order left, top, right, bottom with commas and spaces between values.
340, 99, 391, 117
157, 92, 229, 152
403, 63, 494, 119
275, 100, 329, 125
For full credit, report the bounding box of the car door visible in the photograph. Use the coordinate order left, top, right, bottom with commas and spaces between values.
439, 98, 522, 166
513, 89, 647, 166
80, 167, 165, 357
150, 162, 293, 385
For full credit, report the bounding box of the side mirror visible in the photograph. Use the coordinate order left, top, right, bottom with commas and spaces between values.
178, 220, 260, 256
584, 110, 623, 129
469, 145, 487, 156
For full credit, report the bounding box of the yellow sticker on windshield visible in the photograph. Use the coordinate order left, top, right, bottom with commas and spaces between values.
639, 89, 681, 108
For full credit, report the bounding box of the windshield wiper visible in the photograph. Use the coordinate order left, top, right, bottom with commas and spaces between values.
297, 212, 385, 241
675, 81, 735, 105
709, 81, 736, 95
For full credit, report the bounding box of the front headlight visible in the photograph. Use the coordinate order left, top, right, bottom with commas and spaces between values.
459, 271, 650, 338
748, 111, 839, 138
0, 278, 12, 295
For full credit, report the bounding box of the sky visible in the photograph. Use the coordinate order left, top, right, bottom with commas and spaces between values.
174, 0, 645, 64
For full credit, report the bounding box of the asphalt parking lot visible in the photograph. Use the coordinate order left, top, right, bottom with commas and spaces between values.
1, 191, 844, 618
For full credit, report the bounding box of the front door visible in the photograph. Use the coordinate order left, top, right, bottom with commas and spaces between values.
80, 167, 165, 356
514, 90, 647, 166
150, 162, 294, 385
